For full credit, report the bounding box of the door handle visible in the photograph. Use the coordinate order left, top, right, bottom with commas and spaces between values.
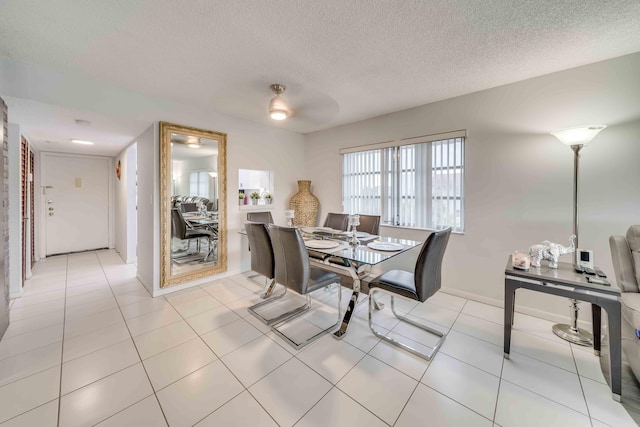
49, 212, 54, 216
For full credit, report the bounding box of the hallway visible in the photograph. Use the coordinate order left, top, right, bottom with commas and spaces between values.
0, 250, 636, 426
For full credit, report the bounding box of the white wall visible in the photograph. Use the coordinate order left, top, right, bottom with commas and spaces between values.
126, 144, 137, 263
114, 149, 127, 260
114, 142, 138, 263
135, 124, 158, 294
150, 120, 306, 296
126, 119, 305, 297
305, 52, 640, 323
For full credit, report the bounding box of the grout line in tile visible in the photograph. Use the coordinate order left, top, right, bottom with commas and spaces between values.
15, 253, 620, 427
0, 359, 62, 389
389, 297, 468, 426
422, 382, 496, 424
165, 292, 273, 426
3, 317, 65, 340
190, 388, 246, 426
570, 343, 595, 423
491, 337, 506, 423
0, 334, 64, 363
94, 251, 170, 427
59, 358, 143, 397
0, 397, 59, 425
63, 303, 120, 323
57, 254, 69, 427
500, 377, 592, 418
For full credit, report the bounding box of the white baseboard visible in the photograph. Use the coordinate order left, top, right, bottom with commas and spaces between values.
136, 274, 153, 295
151, 268, 244, 297
440, 287, 593, 330
9, 289, 24, 299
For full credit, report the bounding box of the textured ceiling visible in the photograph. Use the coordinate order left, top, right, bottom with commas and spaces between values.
1, 0, 640, 141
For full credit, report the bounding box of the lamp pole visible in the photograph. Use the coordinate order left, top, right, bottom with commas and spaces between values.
549, 125, 606, 346
551, 143, 594, 346
571, 144, 582, 264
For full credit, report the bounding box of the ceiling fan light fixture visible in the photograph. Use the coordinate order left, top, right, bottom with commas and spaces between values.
269, 84, 290, 120
186, 136, 201, 148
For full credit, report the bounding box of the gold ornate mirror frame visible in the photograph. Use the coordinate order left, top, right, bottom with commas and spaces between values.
159, 121, 227, 288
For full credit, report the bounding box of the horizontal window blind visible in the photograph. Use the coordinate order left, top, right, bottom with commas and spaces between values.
342, 135, 465, 232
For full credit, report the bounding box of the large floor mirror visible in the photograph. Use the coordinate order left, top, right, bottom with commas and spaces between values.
160, 122, 227, 288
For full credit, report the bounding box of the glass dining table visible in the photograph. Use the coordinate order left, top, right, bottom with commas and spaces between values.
300, 228, 422, 339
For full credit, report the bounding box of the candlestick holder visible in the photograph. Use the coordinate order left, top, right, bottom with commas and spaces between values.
285, 210, 295, 227
348, 214, 360, 247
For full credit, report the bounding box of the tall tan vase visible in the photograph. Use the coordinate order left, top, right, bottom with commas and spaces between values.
289, 180, 320, 227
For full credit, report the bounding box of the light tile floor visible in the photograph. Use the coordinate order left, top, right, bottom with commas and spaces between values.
0, 250, 637, 426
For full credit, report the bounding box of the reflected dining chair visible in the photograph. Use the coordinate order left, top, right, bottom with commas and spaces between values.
269, 225, 343, 349
247, 211, 274, 224
357, 214, 380, 235
323, 213, 349, 231
171, 209, 217, 261
368, 227, 451, 360
180, 202, 198, 213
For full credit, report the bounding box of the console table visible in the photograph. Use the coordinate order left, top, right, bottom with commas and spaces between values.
503, 257, 622, 401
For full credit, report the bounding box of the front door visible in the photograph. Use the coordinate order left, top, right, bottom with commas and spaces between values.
43, 154, 110, 256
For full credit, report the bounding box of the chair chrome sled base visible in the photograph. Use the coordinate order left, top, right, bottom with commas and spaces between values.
271, 288, 342, 350
368, 289, 446, 361
247, 282, 292, 326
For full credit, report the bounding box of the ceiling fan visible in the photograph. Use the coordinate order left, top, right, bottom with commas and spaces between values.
171, 133, 201, 149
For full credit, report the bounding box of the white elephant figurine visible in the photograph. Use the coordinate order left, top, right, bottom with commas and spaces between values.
528, 235, 576, 268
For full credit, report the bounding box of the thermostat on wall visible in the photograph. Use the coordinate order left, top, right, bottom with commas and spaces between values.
577, 249, 594, 269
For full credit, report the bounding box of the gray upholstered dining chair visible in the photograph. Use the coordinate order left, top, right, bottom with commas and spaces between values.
323, 213, 349, 231
368, 227, 451, 360
244, 222, 283, 323
247, 211, 274, 224
180, 202, 198, 213
269, 225, 343, 349
357, 214, 380, 235
171, 209, 217, 261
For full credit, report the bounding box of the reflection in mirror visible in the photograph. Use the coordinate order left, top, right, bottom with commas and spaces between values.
238, 169, 273, 207
160, 122, 227, 288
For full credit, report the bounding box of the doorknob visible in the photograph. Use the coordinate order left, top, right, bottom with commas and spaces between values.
49, 212, 54, 216
48, 207, 54, 211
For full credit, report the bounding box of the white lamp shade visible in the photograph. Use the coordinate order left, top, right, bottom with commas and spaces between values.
550, 125, 606, 146
269, 95, 290, 120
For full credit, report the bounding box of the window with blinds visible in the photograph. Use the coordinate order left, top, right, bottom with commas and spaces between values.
189, 171, 210, 198
342, 136, 464, 232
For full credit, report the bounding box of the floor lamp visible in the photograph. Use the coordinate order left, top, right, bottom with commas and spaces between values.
550, 125, 606, 346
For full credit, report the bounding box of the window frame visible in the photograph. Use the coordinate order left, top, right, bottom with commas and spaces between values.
341, 131, 465, 233
189, 170, 210, 199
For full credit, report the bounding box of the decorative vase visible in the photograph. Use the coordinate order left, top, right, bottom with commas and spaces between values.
289, 180, 320, 227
